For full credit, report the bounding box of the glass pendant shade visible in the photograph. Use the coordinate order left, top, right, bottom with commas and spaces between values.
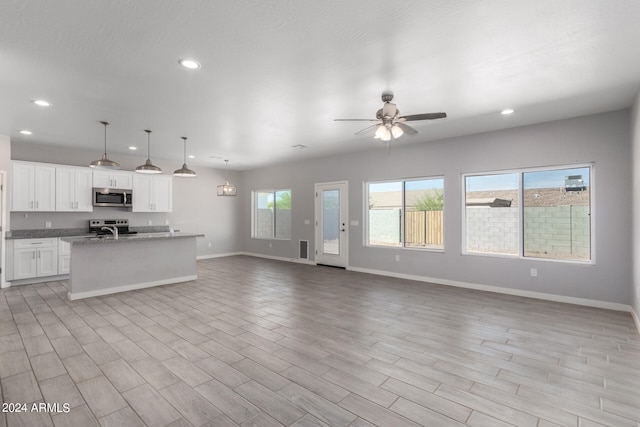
90, 121, 120, 169
391, 124, 404, 139
173, 137, 196, 177
136, 130, 162, 174
217, 160, 237, 196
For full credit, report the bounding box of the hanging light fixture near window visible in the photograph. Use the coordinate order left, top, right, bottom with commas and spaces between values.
89, 121, 120, 169
217, 160, 237, 196
173, 137, 196, 177
135, 129, 162, 174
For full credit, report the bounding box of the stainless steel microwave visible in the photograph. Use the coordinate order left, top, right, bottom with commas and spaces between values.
93, 188, 132, 207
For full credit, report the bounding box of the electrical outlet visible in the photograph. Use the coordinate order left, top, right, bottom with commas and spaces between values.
395, 255, 400, 262
269, 242, 273, 248
304, 219, 310, 225
164, 219, 169, 225
530, 268, 538, 277
45, 221, 52, 228
208, 242, 212, 248
147, 220, 152, 225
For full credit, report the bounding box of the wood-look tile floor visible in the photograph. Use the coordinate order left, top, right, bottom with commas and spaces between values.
1, 255, 639, 427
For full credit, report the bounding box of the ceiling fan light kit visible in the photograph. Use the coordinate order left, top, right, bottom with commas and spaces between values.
89, 121, 121, 169
334, 91, 446, 148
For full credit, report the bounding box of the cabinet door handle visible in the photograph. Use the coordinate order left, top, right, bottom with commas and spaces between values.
30, 201, 34, 209
70, 201, 74, 209
36, 201, 38, 209
32, 250, 36, 259
75, 201, 78, 209
38, 251, 41, 259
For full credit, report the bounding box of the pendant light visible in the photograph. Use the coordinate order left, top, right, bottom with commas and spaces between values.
89, 121, 120, 169
173, 137, 196, 177
135, 129, 162, 174
217, 160, 237, 196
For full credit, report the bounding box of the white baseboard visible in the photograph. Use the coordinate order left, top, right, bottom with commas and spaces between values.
239, 252, 316, 266
67, 275, 197, 300
197, 252, 243, 260
347, 266, 634, 314
631, 307, 640, 335
7, 274, 70, 287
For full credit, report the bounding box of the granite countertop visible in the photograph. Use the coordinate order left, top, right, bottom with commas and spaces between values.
6, 226, 171, 240
61, 232, 204, 244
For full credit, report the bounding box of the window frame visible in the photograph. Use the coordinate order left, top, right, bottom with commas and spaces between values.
461, 163, 594, 265
365, 176, 445, 252
251, 188, 292, 240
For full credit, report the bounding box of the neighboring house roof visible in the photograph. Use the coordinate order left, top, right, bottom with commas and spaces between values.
370, 187, 589, 209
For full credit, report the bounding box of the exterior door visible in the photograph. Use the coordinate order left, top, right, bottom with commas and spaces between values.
315, 181, 348, 267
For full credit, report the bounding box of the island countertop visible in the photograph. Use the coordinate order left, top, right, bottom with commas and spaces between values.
62, 232, 204, 244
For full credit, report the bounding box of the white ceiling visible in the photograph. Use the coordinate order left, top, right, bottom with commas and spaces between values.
2, 1, 640, 171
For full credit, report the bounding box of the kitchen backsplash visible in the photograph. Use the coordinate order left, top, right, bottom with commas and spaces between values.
9, 209, 171, 230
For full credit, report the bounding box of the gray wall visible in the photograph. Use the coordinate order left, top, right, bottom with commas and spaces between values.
241, 110, 632, 305
1, 135, 11, 285
632, 92, 640, 319
10, 143, 242, 257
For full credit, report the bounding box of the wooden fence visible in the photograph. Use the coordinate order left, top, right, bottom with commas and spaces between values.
405, 210, 444, 247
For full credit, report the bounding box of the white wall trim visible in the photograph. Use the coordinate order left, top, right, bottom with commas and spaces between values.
631, 307, 640, 335
347, 266, 633, 314
240, 251, 317, 266
67, 275, 197, 300
197, 252, 244, 260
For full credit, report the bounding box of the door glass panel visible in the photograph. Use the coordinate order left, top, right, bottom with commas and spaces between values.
322, 190, 340, 255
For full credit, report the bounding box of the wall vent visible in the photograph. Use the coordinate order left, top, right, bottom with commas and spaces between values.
299, 240, 309, 260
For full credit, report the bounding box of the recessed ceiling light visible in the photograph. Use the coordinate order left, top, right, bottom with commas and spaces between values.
188, 155, 195, 159
501, 108, 514, 115
20, 130, 33, 135
208, 155, 223, 160
179, 59, 201, 69
128, 146, 137, 150
32, 99, 51, 107
292, 144, 308, 149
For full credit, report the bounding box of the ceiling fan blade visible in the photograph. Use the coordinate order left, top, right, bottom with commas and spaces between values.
396, 122, 418, 135
355, 124, 380, 135
334, 118, 379, 122
399, 112, 447, 121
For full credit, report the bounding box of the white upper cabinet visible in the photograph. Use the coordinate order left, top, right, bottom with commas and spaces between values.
132, 174, 172, 212
11, 161, 56, 211
93, 170, 133, 189
56, 166, 93, 212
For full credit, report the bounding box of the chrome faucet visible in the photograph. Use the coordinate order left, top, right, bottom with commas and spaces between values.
101, 226, 118, 239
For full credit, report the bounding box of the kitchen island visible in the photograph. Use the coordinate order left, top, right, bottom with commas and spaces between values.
61, 232, 203, 300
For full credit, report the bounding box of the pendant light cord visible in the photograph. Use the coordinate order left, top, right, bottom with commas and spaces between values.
100, 121, 109, 155
182, 137, 187, 163
145, 130, 152, 160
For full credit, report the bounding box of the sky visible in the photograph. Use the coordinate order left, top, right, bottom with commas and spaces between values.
368, 167, 589, 193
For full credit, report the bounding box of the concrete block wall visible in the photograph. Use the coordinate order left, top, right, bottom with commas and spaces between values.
466, 207, 519, 254
369, 209, 401, 245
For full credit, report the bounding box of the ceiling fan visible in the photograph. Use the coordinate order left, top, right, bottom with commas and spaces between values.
334, 91, 446, 148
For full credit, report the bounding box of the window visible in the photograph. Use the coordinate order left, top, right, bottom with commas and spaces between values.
253, 189, 292, 239
464, 165, 591, 262
367, 177, 444, 250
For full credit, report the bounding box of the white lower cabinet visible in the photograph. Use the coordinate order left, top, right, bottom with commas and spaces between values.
58, 239, 71, 274
13, 239, 59, 280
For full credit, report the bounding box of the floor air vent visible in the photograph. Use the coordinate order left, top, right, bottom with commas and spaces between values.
299, 240, 309, 260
